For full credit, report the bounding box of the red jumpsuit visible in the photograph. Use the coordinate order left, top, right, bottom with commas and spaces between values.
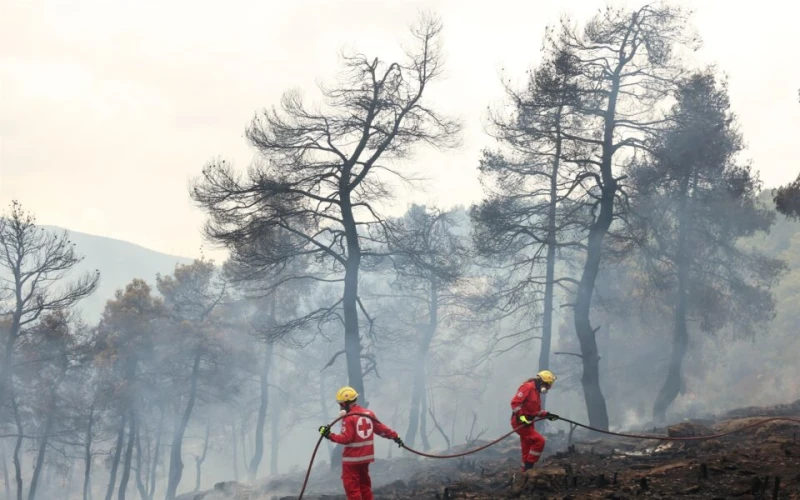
510, 379, 547, 468
328, 404, 399, 500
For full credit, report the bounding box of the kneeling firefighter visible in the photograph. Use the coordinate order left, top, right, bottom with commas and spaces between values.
510, 370, 560, 471
318, 386, 403, 500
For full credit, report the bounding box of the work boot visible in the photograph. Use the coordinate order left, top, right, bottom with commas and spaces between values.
522, 462, 535, 472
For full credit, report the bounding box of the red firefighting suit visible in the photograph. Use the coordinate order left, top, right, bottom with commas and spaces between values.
328, 404, 399, 500
510, 379, 548, 468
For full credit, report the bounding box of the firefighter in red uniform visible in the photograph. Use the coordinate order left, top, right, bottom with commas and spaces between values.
510, 370, 560, 471
319, 386, 403, 500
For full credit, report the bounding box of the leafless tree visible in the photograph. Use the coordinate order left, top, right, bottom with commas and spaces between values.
0, 201, 99, 409
192, 13, 461, 403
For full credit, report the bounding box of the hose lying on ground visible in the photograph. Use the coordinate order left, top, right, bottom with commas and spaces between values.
559, 415, 800, 442
297, 413, 800, 499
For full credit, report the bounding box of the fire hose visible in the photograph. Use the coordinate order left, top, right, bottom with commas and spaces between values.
297, 413, 800, 499
557, 415, 800, 441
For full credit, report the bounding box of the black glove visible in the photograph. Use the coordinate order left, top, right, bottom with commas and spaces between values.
517, 415, 534, 426
545, 412, 559, 422
393, 436, 404, 448
319, 425, 331, 438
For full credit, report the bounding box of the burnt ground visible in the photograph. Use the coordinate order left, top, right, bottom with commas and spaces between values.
188, 400, 800, 500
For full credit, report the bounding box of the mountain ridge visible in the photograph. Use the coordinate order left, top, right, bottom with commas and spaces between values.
39, 225, 195, 321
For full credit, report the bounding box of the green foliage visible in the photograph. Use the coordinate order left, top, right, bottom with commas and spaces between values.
773, 172, 800, 221
742, 193, 800, 366
630, 71, 785, 339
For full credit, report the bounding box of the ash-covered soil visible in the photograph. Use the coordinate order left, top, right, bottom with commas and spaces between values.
187, 399, 800, 500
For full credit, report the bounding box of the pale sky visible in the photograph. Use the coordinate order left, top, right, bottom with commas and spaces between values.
1, 0, 798, 260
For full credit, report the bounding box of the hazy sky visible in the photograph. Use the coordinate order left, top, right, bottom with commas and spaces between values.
2, 0, 798, 260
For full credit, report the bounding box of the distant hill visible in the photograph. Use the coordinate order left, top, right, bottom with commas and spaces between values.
40, 226, 193, 322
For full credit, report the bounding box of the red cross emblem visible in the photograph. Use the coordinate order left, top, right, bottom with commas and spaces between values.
356, 417, 373, 439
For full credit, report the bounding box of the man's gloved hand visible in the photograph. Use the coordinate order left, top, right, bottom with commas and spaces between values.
545, 412, 560, 421
517, 415, 534, 426
319, 425, 331, 438
393, 436, 404, 448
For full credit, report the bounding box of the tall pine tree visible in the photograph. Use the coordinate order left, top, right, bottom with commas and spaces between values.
630, 71, 786, 421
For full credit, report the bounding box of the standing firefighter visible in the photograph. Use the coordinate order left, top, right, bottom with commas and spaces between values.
319, 386, 403, 500
510, 370, 560, 471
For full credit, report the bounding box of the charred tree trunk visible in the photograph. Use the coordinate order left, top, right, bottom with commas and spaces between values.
248, 338, 274, 480
2, 440, 11, 500
653, 269, 690, 422
165, 351, 201, 500
117, 411, 136, 500
83, 404, 95, 500
419, 381, 430, 451
11, 394, 23, 500
193, 423, 210, 493
340, 190, 366, 403
573, 187, 614, 431
8, 405, 21, 500
269, 396, 280, 476
106, 353, 136, 500
404, 282, 438, 448
318, 374, 338, 470
104, 414, 127, 500
230, 422, 239, 482
0, 301, 21, 409
573, 71, 622, 432
134, 424, 148, 500
539, 119, 562, 410
40, 466, 51, 499
147, 409, 164, 500
342, 259, 363, 400
64, 466, 75, 500
449, 399, 458, 447
29, 341, 67, 500
12, 451, 21, 500
158, 446, 167, 494
12, 440, 21, 500
387, 406, 399, 459
109, 356, 136, 500
240, 421, 247, 471
405, 349, 426, 447
653, 172, 696, 422
27, 409, 55, 500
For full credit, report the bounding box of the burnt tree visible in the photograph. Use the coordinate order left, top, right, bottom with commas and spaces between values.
381, 205, 470, 449
472, 48, 590, 384
192, 14, 460, 403
158, 260, 227, 500
0, 201, 98, 409
552, 4, 696, 430
97, 279, 163, 500
221, 229, 307, 481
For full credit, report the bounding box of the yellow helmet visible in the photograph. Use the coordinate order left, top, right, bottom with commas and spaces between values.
335, 386, 359, 404
537, 370, 557, 386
